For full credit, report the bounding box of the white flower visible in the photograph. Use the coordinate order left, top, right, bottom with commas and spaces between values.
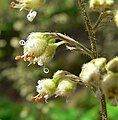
79, 58, 107, 85
55, 79, 77, 97
33, 79, 56, 102
15, 32, 66, 66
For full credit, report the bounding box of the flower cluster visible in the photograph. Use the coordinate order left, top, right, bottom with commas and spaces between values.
15, 32, 65, 66
33, 70, 80, 102
10, 0, 45, 22
79, 57, 118, 105
89, 0, 114, 11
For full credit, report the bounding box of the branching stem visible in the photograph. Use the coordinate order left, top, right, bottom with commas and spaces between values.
50, 32, 93, 58
78, 0, 108, 120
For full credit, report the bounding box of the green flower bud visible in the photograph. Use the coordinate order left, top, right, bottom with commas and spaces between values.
91, 58, 107, 69
53, 70, 80, 84
55, 78, 77, 97
35, 79, 56, 102
102, 72, 118, 105
34, 43, 58, 66
79, 58, 107, 85
89, 0, 114, 11
106, 57, 118, 73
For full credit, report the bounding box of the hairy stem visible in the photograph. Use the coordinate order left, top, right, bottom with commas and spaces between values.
93, 13, 103, 31
78, 0, 98, 58
50, 32, 93, 58
99, 88, 108, 120
78, 0, 108, 120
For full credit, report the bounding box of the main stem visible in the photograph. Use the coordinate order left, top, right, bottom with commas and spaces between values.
78, 0, 98, 58
78, 0, 108, 120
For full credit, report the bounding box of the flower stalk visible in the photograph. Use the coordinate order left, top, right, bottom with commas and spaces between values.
78, 0, 98, 58
50, 32, 93, 58
78, 0, 108, 120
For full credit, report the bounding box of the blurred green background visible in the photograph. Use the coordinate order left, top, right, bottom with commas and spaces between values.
0, 0, 118, 120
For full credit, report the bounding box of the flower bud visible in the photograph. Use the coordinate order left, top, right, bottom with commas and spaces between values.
106, 57, 118, 73
89, 0, 114, 11
102, 72, 118, 105
34, 79, 56, 102
53, 70, 80, 84
55, 78, 77, 97
114, 10, 118, 27
79, 58, 107, 85
34, 43, 58, 66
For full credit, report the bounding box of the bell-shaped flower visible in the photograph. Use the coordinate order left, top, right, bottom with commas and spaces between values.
15, 32, 65, 66
79, 58, 107, 85
53, 70, 79, 97
102, 72, 118, 106
33, 79, 56, 102
55, 78, 77, 97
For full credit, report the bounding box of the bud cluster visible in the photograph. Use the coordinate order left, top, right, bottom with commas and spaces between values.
33, 70, 79, 102
15, 32, 65, 66
79, 57, 118, 105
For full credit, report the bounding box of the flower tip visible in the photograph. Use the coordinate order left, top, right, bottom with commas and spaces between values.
15, 55, 21, 61
9, 2, 16, 9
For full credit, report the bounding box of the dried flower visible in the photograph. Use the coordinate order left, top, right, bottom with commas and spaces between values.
15, 32, 65, 66
89, 0, 114, 11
